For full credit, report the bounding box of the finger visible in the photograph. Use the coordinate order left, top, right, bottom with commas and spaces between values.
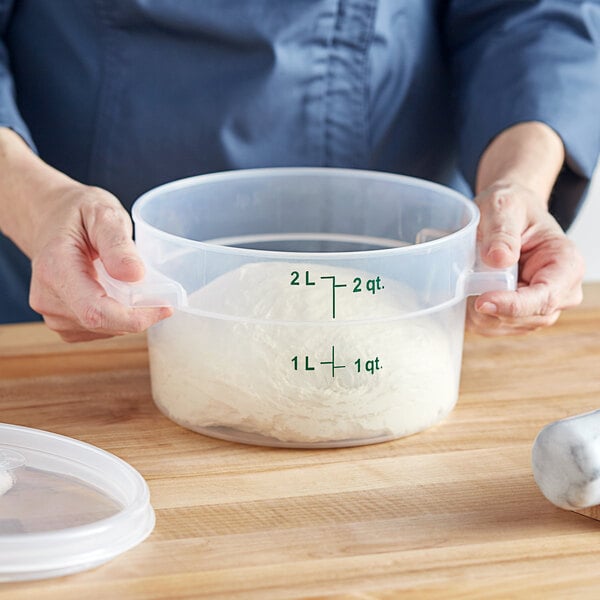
43, 313, 118, 343
467, 304, 561, 336
474, 283, 569, 320
44, 296, 172, 339
476, 188, 526, 269
60, 331, 117, 343
31, 284, 117, 341
467, 320, 555, 337
519, 237, 585, 300
70, 289, 172, 335
82, 199, 145, 282
474, 285, 550, 319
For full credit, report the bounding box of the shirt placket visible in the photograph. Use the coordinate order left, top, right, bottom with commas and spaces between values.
322, 0, 377, 168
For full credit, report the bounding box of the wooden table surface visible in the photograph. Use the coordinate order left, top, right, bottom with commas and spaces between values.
1, 285, 600, 599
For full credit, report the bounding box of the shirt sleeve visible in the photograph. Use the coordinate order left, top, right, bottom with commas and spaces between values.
0, 0, 36, 151
444, 0, 600, 229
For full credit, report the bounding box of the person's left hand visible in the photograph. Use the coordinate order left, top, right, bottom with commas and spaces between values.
466, 181, 585, 336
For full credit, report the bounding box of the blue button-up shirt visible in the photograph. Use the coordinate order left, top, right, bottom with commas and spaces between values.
1, 0, 600, 322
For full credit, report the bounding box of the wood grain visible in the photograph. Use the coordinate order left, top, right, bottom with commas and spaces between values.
1, 284, 600, 599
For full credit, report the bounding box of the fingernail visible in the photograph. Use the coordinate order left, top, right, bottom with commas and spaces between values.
479, 302, 498, 314
488, 242, 512, 257
122, 254, 143, 266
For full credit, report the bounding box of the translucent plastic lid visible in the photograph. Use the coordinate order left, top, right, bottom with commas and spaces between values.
0, 423, 155, 582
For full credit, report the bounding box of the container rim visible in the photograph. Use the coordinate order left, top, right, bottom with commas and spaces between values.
131, 167, 479, 259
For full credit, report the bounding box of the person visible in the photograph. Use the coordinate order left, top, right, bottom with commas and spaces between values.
0, 1, 598, 342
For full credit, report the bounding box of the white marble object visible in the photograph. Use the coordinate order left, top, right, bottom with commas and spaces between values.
532, 409, 600, 510
0, 470, 14, 496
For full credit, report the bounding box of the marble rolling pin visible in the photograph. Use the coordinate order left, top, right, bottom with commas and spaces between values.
532, 410, 600, 515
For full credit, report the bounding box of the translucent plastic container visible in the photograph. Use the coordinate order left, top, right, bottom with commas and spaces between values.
0, 424, 154, 581
99, 168, 516, 448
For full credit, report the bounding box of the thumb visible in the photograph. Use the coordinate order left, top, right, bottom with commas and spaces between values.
476, 187, 525, 269
83, 198, 145, 282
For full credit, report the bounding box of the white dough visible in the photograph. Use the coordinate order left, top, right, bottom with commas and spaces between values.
148, 262, 461, 445
0, 470, 14, 496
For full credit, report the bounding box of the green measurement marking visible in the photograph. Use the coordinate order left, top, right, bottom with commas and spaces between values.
320, 345, 346, 378
319, 275, 347, 319
290, 270, 384, 321
293, 349, 382, 377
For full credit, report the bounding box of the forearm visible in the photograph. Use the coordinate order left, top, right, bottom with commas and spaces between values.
0, 126, 82, 257
475, 121, 565, 203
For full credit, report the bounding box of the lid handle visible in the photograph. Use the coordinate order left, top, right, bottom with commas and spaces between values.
0, 448, 27, 470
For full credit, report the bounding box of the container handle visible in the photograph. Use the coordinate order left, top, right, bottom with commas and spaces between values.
94, 259, 187, 308
458, 251, 518, 297
416, 229, 518, 297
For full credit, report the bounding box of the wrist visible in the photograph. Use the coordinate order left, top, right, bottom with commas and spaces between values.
0, 127, 83, 257
475, 121, 565, 203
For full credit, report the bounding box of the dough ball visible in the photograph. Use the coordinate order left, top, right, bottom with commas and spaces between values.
148, 262, 461, 445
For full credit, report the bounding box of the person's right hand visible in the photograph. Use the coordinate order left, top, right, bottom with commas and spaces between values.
28, 183, 172, 342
